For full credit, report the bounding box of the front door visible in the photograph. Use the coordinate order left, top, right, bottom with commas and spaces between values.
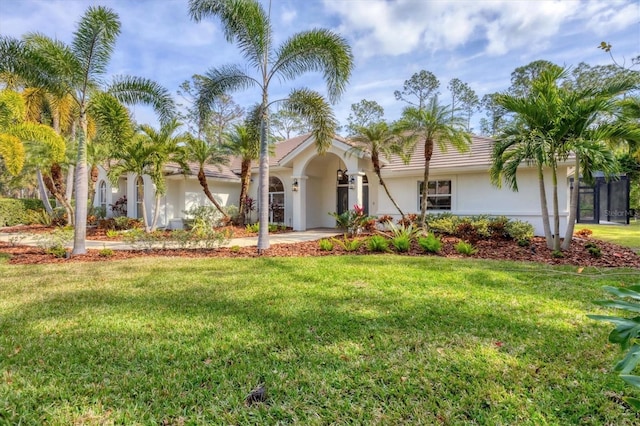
337, 171, 349, 215
268, 177, 285, 224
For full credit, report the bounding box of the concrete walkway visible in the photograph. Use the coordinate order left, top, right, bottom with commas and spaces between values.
0, 228, 341, 250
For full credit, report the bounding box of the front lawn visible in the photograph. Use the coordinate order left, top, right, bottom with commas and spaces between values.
1, 256, 639, 424
576, 220, 640, 253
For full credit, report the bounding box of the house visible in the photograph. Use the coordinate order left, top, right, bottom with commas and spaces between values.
94, 133, 571, 236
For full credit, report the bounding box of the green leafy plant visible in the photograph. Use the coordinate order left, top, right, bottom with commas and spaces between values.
505, 220, 534, 244
245, 223, 259, 233
454, 240, 477, 256
391, 234, 411, 252
329, 204, 372, 236
331, 236, 363, 252
230, 245, 241, 253
318, 239, 334, 251
367, 235, 390, 252
98, 247, 114, 257
418, 234, 442, 253
105, 229, 120, 238
552, 250, 564, 258
585, 242, 602, 258
25, 208, 52, 226
588, 285, 640, 410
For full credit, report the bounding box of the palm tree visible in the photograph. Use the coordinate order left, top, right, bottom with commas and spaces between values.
0, 89, 66, 182
348, 121, 409, 218
399, 97, 471, 227
184, 134, 231, 220
0, 7, 175, 254
223, 122, 260, 226
108, 121, 187, 233
189, 0, 353, 252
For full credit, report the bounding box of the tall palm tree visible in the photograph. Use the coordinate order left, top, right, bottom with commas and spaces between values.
189, 0, 353, 252
0, 7, 175, 254
223, 122, 261, 225
399, 97, 471, 227
185, 134, 231, 220
348, 121, 410, 219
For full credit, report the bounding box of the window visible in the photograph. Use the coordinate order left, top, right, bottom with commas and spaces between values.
136, 176, 144, 219
98, 181, 107, 210
418, 180, 451, 210
268, 177, 284, 224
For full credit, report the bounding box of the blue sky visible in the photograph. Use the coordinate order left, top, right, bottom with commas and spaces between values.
1, 0, 638, 134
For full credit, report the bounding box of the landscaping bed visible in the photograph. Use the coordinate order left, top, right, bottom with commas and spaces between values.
1, 231, 638, 267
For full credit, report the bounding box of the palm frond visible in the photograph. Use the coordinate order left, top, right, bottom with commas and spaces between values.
0, 133, 25, 175
284, 88, 337, 154
189, 0, 269, 68
108, 75, 176, 125
273, 29, 353, 103
71, 6, 120, 86
196, 65, 257, 124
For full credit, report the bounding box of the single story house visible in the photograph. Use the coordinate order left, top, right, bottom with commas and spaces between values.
94, 133, 571, 236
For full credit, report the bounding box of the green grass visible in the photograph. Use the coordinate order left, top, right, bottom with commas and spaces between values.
1, 256, 640, 424
576, 220, 640, 252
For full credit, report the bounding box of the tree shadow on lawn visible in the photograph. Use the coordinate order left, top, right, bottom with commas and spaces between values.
2, 257, 636, 422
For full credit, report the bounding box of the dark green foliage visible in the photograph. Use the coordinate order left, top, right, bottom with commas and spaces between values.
454, 240, 477, 256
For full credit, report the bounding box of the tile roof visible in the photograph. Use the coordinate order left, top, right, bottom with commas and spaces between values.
164, 162, 241, 182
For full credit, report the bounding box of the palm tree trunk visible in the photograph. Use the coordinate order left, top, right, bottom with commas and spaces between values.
373, 157, 404, 219
551, 164, 561, 251
257, 100, 270, 253
197, 167, 229, 219
72, 111, 88, 255
237, 159, 251, 225
537, 164, 553, 249
65, 166, 74, 203
88, 164, 98, 207
141, 192, 150, 233
561, 154, 580, 250
47, 163, 75, 225
420, 139, 434, 228
36, 169, 53, 214
150, 194, 161, 232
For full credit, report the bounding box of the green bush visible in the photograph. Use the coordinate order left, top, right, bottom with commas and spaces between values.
418, 234, 442, 253
367, 235, 390, 252
0, 198, 44, 226
35, 227, 73, 258
391, 234, 411, 252
427, 214, 459, 235
505, 220, 534, 243
25, 209, 52, 226
455, 240, 477, 256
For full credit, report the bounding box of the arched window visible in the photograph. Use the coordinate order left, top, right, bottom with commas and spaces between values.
268, 177, 285, 224
136, 176, 144, 219
98, 181, 107, 211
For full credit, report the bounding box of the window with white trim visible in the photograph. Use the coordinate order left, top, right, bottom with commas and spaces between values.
418, 180, 451, 210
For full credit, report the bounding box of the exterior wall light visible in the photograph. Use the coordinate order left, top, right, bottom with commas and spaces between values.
292, 178, 299, 192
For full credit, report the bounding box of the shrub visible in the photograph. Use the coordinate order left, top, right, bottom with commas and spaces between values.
25, 209, 52, 226
367, 235, 389, 252
184, 205, 225, 229
397, 213, 418, 228
456, 220, 479, 243
245, 223, 259, 233
109, 196, 127, 217
427, 214, 459, 235
391, 234, 411, 252
331, 236, 363, 252
0, 198, 44, 226
318, 239, 334, 251
488, 216, 510, 239
505, 220, 534, 243
98, 247, 114, 257
105, 229, 120, 238
588, 246, 602, 258
455, 240, 477, 256
552, 250, 564, 258
377, 215, 393, 225
418, 234, 442, 253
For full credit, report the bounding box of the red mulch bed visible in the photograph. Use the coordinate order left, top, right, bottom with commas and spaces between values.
1, 225, 638, 267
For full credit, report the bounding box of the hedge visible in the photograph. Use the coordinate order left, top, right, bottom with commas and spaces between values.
0, 198, 45, 226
